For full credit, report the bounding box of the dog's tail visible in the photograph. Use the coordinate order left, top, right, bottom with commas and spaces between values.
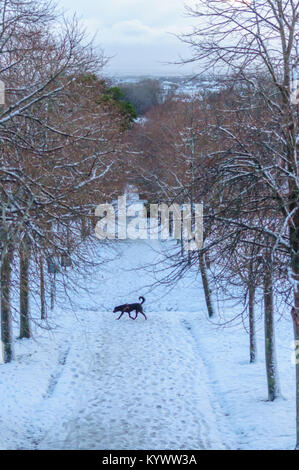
139, 296, 145, 305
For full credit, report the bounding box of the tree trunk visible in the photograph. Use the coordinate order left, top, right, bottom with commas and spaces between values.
205, 252, 211, 270
180, 210, 184, 256
40, 256, 46, 320
199, 249, 214, 318
263, 268, 280, 401
81, 216, 89, 239
19, 237, 31, 339
249, 284, 257, 363
1, 247, 14, 363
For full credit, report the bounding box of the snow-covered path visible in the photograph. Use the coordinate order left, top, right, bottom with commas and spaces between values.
38, 310, 224, 450
1, 239, 295, 450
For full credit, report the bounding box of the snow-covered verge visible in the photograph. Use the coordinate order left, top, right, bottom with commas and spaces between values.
186, 316, 295, 450
0, 239, 296, 449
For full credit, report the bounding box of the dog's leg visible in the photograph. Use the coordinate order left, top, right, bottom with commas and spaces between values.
130, 310, 138, 320
117, 310, 125, 320
118, 305, 130, 320
123, 306, 133, 320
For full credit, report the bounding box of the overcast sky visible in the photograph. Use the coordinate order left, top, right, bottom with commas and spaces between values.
58, 0, 198, 76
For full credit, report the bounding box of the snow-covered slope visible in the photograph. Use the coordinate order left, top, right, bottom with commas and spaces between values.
0, 239, 295, 449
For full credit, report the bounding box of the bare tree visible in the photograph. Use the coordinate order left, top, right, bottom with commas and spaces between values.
0, 1, 126, 361
180, 0, 299, 447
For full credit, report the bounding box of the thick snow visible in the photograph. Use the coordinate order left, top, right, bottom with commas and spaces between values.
0, 239, 296, 450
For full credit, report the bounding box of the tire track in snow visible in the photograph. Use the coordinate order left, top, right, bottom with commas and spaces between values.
45, 344, 71, 398
182, 318, 237, 450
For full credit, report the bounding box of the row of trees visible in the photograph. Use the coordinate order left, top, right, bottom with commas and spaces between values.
127, 0, 299, 449
0, 0, 130, 362
1, 0, 298, 451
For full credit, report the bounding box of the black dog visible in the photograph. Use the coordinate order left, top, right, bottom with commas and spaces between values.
113, 296, 147, 320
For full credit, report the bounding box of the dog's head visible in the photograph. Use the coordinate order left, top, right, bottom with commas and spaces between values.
113, 307, 118, 313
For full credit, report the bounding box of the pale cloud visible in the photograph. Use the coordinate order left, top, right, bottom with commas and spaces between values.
83, 17, 186, 46
104, 20, 163, 44
58, 0, 198, 75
